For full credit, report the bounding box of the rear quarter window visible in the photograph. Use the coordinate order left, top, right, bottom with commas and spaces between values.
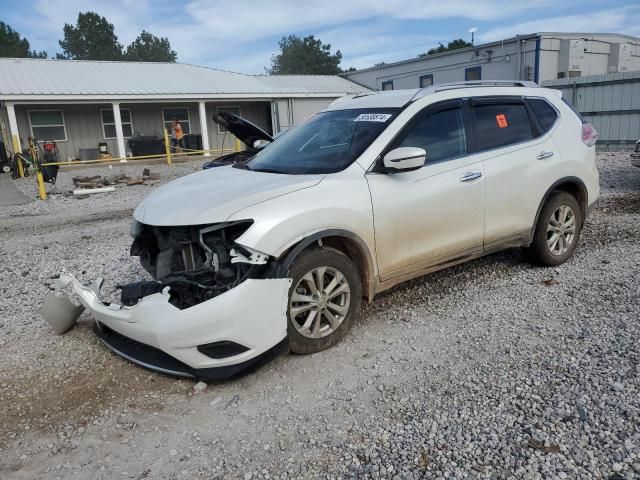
528, 98, 559, 133
471, 102, 533, 152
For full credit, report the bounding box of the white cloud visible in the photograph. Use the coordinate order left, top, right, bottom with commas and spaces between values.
478, 8, 640, 42
181, 0, 556, 43
9, 0, 639, 74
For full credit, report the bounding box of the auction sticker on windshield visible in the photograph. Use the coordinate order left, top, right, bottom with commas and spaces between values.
354, 113, 393, 122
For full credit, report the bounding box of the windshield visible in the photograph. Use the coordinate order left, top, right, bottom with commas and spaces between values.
243, 108, 400, 174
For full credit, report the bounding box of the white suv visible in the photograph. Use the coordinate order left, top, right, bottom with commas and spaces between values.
57, 81, 600, 380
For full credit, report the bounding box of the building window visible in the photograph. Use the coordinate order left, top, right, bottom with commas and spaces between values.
28, 110, 67, 141
216, 106, 241, 134
162, 107, 191, 134
381, 80, 394, 91
419, 74, 433, 88
465, 66, 482, 81
101, 108, 133, 139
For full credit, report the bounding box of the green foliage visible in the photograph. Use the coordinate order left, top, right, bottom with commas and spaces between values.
267, 35, 343, 75
0, 22, 47, 58
419, 38, 473, 58
124, 31, 177, 62
58, 12, 123, 60
57, 12, 177, 63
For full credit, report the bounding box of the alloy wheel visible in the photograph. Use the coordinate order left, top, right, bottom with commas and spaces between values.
546, 204, 576, 256
289, 266, 351, 339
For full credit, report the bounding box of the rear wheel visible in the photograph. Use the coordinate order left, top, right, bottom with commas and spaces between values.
286, 248, 361, 354
528, 191, 582, 266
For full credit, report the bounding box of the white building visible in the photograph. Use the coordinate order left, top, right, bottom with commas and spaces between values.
344, 32, 640, 91
0, 58, 368, 161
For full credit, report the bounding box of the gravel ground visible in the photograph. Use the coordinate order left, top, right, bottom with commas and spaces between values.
0, 151, 639, 479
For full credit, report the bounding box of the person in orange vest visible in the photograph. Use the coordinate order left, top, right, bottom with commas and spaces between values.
171, 118, 184, 152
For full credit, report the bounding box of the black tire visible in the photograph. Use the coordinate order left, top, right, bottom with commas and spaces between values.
286, 247, 362, 354
527, 191, 582, 266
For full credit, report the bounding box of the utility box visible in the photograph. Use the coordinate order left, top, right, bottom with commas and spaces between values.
78, 148, 100, 161
558, 39, 586, 78
182, 134, 202, 152
128, 135, 164, 157
608, 43, 633, 73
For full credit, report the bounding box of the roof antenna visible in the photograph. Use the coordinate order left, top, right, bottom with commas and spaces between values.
468, 27, 478, 45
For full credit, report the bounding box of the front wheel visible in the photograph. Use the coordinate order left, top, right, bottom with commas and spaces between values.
286, 248, 362, 354
527, 191, 582, 266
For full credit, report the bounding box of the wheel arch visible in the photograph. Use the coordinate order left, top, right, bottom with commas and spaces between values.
531, 177, 588, 242
274, 229, 377, 302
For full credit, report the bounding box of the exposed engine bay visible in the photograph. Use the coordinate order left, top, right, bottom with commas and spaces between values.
127, 220, 271, 309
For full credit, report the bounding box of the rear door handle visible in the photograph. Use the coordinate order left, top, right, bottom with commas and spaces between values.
459, 170, 483, 182
537, 151, 554, 160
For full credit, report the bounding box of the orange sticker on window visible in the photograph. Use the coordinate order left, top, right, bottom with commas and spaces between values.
496, 114, 508, 128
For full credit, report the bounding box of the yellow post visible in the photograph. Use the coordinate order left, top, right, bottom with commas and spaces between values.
30, 139, 47, 200
28, 138, 37, 162
36, 171, 47, 200
12, 135, 24, 178
235, 137, 242, 152
164, 128, 172, 165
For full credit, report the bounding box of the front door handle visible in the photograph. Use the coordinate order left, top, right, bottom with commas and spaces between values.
460, 170, 483, 182
537, 151, 554, 160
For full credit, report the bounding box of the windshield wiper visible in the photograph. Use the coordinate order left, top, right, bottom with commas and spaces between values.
249, 167, 285, 174
232, 162, 252, 170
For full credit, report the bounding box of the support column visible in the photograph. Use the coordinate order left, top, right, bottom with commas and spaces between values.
6, 103, 21, 153
112, 102, 127, 161
198, 101, 210, 156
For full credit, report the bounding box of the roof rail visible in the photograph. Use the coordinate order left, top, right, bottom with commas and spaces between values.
410, 80, 539, 102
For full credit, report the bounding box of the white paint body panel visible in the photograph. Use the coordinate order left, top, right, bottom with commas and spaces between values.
62, 274, 291, 369
366, 156, 485, 279
85, 84, 601, 375
480, 134, 561, 243
133, 166, 323, 226
230, 164, 376, 263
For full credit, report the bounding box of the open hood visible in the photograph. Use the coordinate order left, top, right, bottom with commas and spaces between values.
212, 111, 273, 147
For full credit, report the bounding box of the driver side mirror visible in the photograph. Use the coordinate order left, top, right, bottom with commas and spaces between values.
382, 147, 426, 172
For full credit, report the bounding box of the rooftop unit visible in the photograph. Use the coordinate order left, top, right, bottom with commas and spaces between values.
608, 43, 634, 73
558, 39, 587, 79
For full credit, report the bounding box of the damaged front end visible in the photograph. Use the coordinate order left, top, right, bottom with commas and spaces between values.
41, 220, 292, 380
127, 220, 270, 309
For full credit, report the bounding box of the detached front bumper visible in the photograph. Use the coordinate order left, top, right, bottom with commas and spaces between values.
59, 274, 291, 380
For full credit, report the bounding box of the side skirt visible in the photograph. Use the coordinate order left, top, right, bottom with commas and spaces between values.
373, 230, 531, 296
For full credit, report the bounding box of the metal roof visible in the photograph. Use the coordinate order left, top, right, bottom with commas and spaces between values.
343, 32, 640, 76
0, 58, 369, 100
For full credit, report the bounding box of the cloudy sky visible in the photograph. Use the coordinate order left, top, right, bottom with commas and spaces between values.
3, 0, 640, 73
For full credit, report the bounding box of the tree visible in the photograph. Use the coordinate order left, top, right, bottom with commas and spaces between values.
419, 38, 472, 58
58, 12, 122, 60
124, 31, 177, 62
267, 35, 342, 75
0, 22, 47, 58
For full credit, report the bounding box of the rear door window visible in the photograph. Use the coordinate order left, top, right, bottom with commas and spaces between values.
392, 102, 467, 164
528, 98, 559, 133
470, 100, 533, 152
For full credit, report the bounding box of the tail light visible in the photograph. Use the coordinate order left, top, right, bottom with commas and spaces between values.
581, 123, 598, 147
